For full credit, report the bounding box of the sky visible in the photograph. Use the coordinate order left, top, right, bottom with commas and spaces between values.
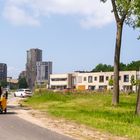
0, 0, 140, 79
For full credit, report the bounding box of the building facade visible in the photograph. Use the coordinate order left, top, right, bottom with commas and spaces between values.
75, 71, 137, 91
50, 71, 138, 92
50, 73, 73, 90
7, 77, 18, 89
36, 61, 52, 86
26, 48, 42, 89
0, 63, 7, 82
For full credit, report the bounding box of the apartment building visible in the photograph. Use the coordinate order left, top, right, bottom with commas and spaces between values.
36, 61, 52, 86
50, 71, 138, 92
26, 48, 42, 89
0, 63, 7, 82
75, 71, 137, 91
50, 73, 73, 89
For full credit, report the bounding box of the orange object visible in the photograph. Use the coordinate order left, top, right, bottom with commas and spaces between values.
0, 96, 7, 114
77, 85, 86, 90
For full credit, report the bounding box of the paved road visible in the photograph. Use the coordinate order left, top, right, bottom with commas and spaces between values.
0, 110, 75, 140
0, 94, 76, 140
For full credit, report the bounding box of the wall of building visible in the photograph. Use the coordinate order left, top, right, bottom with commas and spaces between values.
0, 63, 7, 82
75, 71, 137, 91
26, 48, 42, 89
50, 71, 138, 92
36, 61, 52, 85
50, 73, 72, 89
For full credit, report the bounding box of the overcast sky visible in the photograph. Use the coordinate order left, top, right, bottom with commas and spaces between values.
0, 0, 140, 78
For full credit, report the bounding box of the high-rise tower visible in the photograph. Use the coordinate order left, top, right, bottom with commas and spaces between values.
0, 63, 7, 82
26, 48, 42, 89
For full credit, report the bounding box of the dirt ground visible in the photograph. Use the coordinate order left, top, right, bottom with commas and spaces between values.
8, 97, 130, 140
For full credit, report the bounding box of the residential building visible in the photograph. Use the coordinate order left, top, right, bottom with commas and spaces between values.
50, 73, 73, 89
36, 61, 52, 86
0, 63, 7, 82
75, 71, 137, 91
26, 48, 42, 89
50, 71, 138, 92
7, 77, 18, 89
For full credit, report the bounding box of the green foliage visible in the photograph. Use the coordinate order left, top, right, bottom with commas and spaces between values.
119, 63, 127, 71
109, 79, 114, 86
136, 80, 140, 85
91, 63, 113, 72
116, 0, 132, 17
18, 77, 28, 89
127, 61, 140, 71
131, 75, 136, 86
24, 92, 140, 139
91, 60, 140, 72
0, 80, 7, 88
101, 0, 140, 35
132, 0, 140, 28
101, 0, 134, 23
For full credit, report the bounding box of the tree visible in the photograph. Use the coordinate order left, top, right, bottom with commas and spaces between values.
130, 75, 137, 93
0, 80, 7, 88
18, 77, 28, 89
101, 0, 140, 105
109, 78, 114, 90
91, 61, 140, 72
133, 0, 140, 30
131, 74, 136, 85
91, 63, 113, 72
127, 61, 140, 71
119, 63, 127, 71
135, 80, 140, 115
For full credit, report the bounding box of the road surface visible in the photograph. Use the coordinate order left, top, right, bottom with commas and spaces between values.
0, 95, 76, 140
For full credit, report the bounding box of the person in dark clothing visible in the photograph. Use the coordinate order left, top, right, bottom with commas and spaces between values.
5, 91, 8, 99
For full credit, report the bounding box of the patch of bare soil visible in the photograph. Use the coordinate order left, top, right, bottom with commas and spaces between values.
8, 97, 130, 140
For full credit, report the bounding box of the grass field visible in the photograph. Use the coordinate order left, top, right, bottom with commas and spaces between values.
23, 90, 140, 140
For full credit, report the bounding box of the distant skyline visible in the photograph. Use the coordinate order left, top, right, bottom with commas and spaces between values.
0, 0, 140, 78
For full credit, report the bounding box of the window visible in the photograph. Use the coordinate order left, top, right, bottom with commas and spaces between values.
88, 86, 95, 90
94, 77, 97, 81
124, 75, 129, 82
77, 76, 82, 83
99, 76, 104, 82
88, 76, 93, 83
83, 77, 87, 81
106, 76, 109, 81
51, 78, 67, 81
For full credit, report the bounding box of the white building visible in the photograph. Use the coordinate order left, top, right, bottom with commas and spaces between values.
50, 73, 73, 89
50, 71, 138, 91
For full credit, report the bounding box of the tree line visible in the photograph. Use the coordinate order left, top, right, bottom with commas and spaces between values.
91, 60, 140, 72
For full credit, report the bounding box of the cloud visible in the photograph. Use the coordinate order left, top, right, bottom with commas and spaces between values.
3, 0, 114, 28
3, 5, 40, 26
3, 0, 40, 26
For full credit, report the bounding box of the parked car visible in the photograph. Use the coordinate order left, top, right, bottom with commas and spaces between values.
14, 89, 32, 97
